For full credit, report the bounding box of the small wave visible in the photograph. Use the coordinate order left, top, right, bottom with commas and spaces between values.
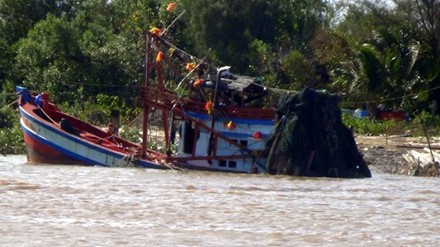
0, 179, 41, 190
185, 185, 198, 190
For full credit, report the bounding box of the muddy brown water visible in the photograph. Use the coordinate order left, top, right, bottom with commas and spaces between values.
1, 155, 439, 246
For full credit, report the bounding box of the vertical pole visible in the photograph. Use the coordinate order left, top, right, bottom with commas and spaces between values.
142, 33, 151, 158
207, 67, 226, 156
110, 109, 120, 135
192, 123, 199, 157
156, 59, 170, 151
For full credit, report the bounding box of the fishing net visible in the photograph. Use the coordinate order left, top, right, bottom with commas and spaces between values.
265, 87, 371, 178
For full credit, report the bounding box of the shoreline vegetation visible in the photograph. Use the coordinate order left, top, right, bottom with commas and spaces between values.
2, 103, 439, 177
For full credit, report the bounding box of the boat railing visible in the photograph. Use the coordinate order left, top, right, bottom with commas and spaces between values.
141, 85, 274, 120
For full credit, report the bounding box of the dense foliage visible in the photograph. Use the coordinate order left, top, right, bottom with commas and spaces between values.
1, 0, 439, 109
0, 108, 25, 154
0, 0, 439, 150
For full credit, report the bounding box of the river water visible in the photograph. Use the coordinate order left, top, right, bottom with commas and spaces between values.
1, 155, 439, 246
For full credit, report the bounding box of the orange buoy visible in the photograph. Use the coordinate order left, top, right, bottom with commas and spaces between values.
156, 51, 164, 63
226, 121, 235, 130
204, 101, 213, 114
193, 78, 204, 87
150, 27, 161, 36
167, 2, 177, 12
186, 62, 196, 71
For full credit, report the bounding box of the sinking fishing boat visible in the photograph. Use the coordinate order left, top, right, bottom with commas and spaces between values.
16, 30, 275, 173
17, 83, 271, 172
16, 30, 371, 177
16, 86, 166, 168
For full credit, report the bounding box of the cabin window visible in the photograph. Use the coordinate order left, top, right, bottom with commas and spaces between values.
219, 160, 227, 167
228, 161, 237, 168
239, 140, 248, 147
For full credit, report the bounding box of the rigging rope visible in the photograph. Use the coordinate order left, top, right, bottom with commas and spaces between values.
342, 85, 440, 105
1, 99, 18, 110
112, 152, 136, 168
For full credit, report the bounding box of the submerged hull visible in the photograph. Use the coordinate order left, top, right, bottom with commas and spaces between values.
22, 120, 83, 164
17, 95, 166, 169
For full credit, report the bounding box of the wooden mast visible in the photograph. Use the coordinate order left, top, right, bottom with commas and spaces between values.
155, 53, 170, 151
142, 32, 151, 158
207, 67, 229, 156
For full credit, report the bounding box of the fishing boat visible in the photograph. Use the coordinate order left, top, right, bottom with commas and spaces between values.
16, 30, 371, 177
16, 30, 275, 173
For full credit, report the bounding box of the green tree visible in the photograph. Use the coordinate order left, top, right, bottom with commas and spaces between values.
247, 39, 278, 86
13, 0, 162, 104
275, 0, 329, 52
0, 0, 59, 89
394, 0, 439, 59
272, 0, 331, 89
358, 26, 421, 110
0, 0, 58, 44
309, 28, 357, 93
281, 50, 311, 89
180, 0, 274, 73
179, 0, 330, 89
393, 0, 440, 110
14, 14, 84, 101
0, 38, 13, 85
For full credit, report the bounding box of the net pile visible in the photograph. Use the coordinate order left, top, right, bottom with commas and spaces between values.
265, 87, 371, 178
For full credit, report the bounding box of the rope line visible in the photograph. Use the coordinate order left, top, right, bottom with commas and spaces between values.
342, 85, 440, 105
1, 99, 18, 110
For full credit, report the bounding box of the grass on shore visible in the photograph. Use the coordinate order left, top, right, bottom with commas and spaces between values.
342, 111, 440, 137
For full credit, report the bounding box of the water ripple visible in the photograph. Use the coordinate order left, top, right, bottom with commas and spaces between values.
1, 155, 440, 246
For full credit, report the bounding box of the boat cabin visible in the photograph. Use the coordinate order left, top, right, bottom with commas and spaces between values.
175, 70, 275, 173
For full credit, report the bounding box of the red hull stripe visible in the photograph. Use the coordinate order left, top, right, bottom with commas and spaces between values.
19, 107, 163, 168
22, 131, 83, 164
